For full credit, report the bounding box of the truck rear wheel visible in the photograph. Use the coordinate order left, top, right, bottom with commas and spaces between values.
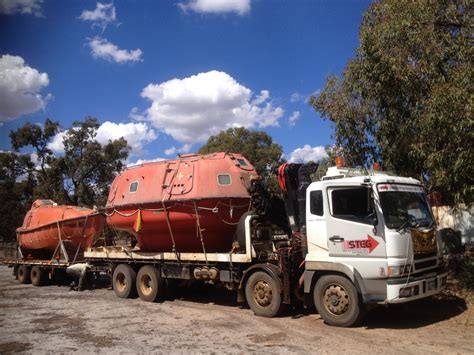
112, 264, 137, 299
313, 275, 363, 327
31, 266, 47, 286
245, 271, 282, 318
136, 265, 165, 302
17, 265, 31, 284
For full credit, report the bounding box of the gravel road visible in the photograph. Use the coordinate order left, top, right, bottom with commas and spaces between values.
0, 265, 472, 354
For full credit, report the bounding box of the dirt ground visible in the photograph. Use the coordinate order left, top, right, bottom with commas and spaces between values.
0, 265, 472, 354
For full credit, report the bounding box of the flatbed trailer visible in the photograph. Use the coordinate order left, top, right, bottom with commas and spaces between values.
83, 214, 299, 315
1, 239, 89, 286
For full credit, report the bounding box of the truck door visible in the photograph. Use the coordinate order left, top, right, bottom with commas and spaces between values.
306, 188, 328, 254
325, 184, 386, 260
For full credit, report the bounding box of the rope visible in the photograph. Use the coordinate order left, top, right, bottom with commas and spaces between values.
104, 198, 252, 228
103, 200, 250, 218
103, 204, 179, 217
162, 199, 180, 262
193, 202, 208, 264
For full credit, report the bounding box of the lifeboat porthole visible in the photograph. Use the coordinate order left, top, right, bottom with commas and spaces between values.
217, 174, 231, 185
129, 181, 139, 193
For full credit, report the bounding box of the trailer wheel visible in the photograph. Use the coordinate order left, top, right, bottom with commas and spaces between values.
136, 265, 165, 302
112, 264, 137, 299
31, 266, 47, 286
245, 271, 282, 318
313, 275, 363, 327
17, 265, 31, 284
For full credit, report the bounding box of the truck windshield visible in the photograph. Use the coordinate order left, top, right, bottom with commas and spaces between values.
378, 184, 434, 229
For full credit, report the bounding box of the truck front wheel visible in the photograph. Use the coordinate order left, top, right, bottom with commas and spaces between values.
112, 264, 137, 299
245, 271, 282, 318
313, 275, 363, 327
136, 265, 165, 302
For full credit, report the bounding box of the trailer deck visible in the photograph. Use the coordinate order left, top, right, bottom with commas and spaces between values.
84, 245, 253, 263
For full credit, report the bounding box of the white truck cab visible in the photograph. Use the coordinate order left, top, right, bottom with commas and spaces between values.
303, 166, 447, 326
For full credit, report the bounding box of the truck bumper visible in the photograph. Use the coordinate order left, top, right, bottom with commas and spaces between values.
384, 269, 448, 304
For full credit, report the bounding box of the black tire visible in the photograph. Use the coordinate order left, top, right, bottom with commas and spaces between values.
31, 266, 48, 286
17, 265, 31, 284
313, 275, 364, 327
245, 271, 282, 318
136, 265, 165, 302
112, 264, 137, 299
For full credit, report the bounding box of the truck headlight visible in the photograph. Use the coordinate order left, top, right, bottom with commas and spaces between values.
388, 265, 411, 277
388, 266, 402, 277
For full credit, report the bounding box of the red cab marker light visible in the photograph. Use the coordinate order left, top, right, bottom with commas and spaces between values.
335, 156, 345, 168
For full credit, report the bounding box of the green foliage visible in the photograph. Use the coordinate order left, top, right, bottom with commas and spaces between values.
9, 119, 59, 173
311, 0, 473, 204
0, 152, 35, 241
7, 116, 130, 207
57, 118, 129, 206
198, 127, 285, 175
458, 258, 474, 290
439, 228, 463, 254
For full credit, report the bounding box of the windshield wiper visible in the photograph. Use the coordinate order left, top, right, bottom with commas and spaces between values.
396, 220, 418, 232
396, 210, 420, 232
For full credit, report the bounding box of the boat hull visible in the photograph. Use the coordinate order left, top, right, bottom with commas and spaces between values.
16, 200, 105, 259
106, 198, 249, 253
17, 214, 105, 254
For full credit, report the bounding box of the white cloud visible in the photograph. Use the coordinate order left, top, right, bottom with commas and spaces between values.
290, 90, 320, 104
290, 92, 303, 103
47, 122, 156, 156
95, 121, 156, 155
141, 70, 284, 144
312, 89, 321, 97
178, 0, 250, 15
129, 107, 146, 121
127, 157, 164, 167
0, 54, 50, 123
0, 0, 43, 16
288, 145, 327, 163
252, 90, 269, 105
79, 2, 116, 31
30, 152, 43, 170
47, 130, 67, 154
164, 144, 192, 156
288, 111, 300, 127
88, 36, 143, 64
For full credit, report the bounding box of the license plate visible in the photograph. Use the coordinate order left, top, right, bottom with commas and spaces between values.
426, 279, 436, 291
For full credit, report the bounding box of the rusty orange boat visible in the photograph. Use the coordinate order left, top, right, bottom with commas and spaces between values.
105, 152, 256, 253
17, 199, 105, 259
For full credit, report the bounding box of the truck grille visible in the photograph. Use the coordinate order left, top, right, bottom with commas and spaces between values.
414, 251, 437, 260
415, 259, 437, 270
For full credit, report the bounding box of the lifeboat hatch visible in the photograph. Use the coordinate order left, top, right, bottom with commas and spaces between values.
165, 161, 194, 195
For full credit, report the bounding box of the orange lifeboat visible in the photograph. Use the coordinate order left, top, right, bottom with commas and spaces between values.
17, 199, 105, 259
105, 152, 256, 253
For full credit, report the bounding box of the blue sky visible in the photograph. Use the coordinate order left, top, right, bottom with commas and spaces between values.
0, 0, 371, 165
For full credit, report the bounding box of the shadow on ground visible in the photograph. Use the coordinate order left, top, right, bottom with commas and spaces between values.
362, 293, 467, 329
77, 274, 469, 328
